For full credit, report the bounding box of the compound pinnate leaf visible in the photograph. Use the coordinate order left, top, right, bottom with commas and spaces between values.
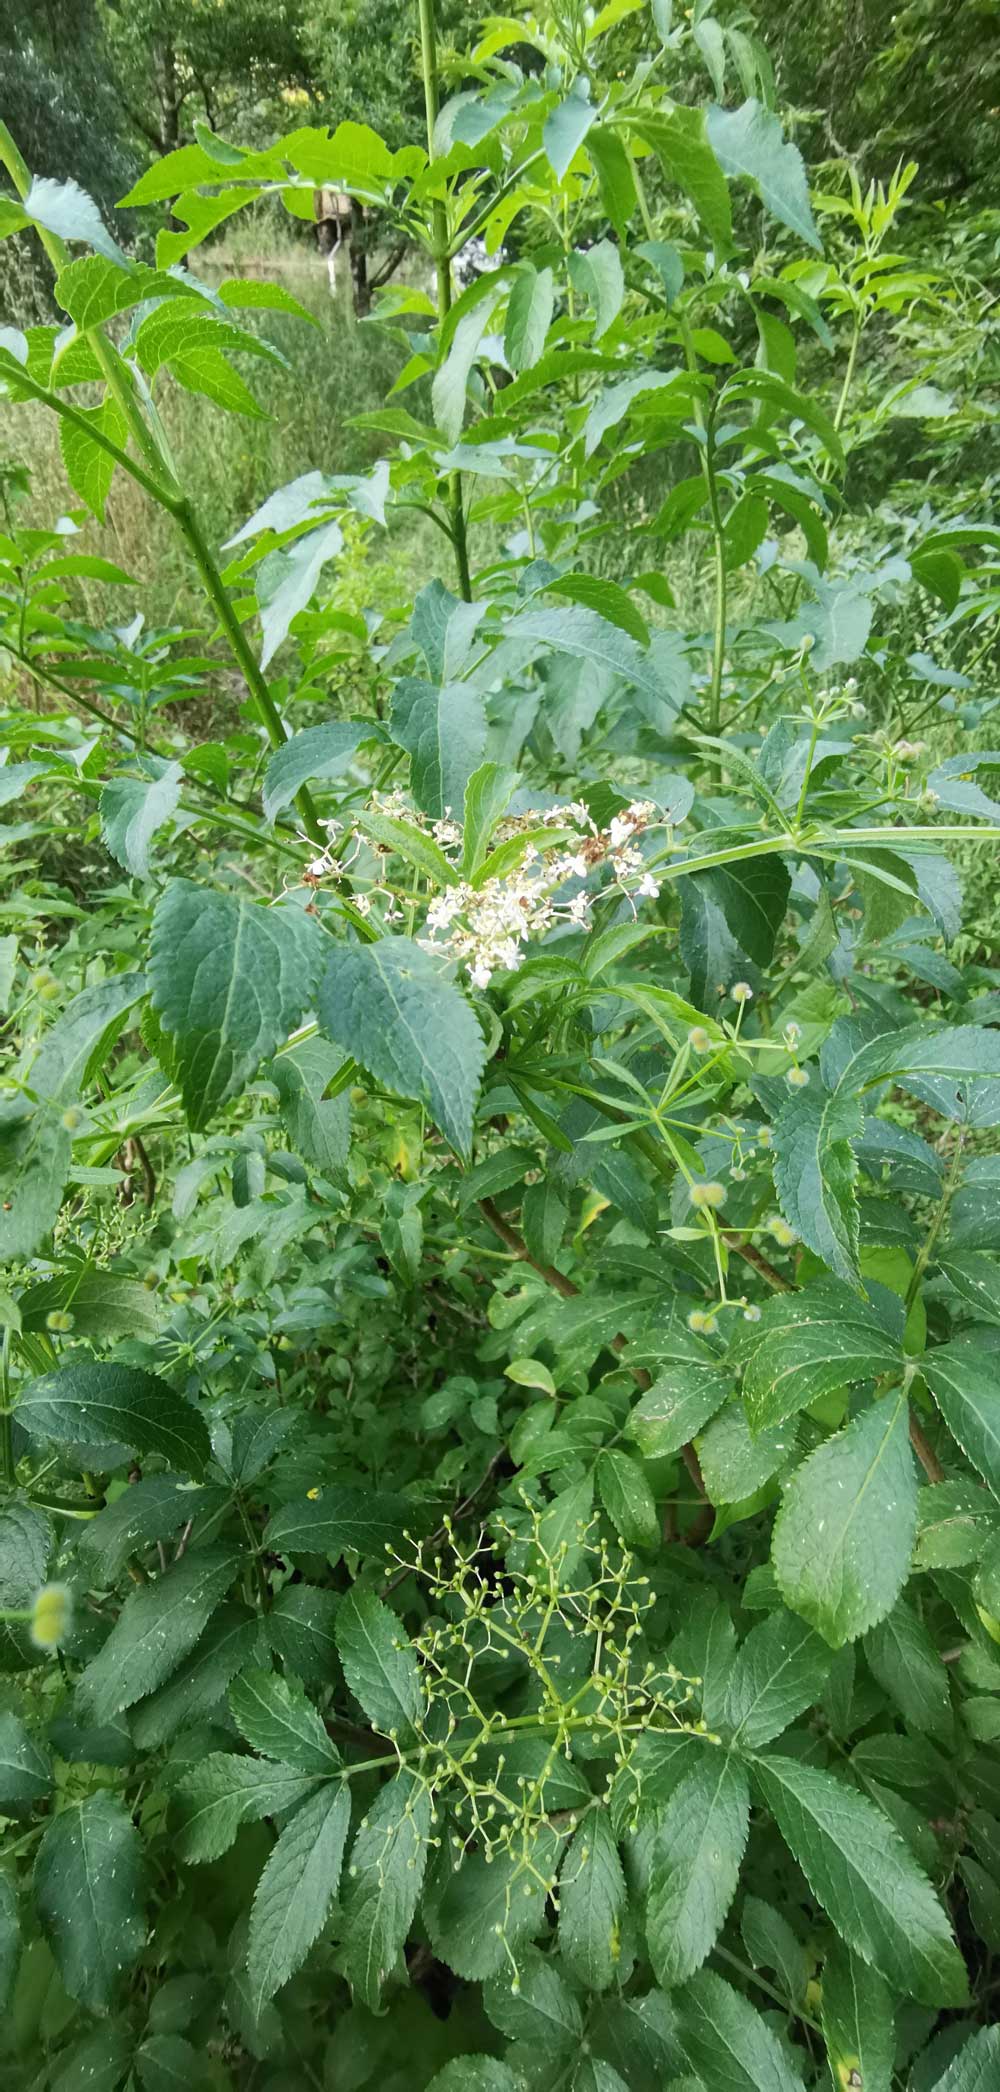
676, 1968, 806, 2092
771, 1392, 917, 1646
340, 1772, 431, 2008
150, 879, 324, 1128
752, 1753, 967, 2005
646, 1754, 750, 1986
558, 1811, 626, 1992
76, 1545, 239, 1723
247, 1783, 350, 2008
318, 936, 486, 1159
228, 1668, 340, 1773
35, 1793, 146, 2012
17, 1361, 210, 1474
334, 1587, 424, 1740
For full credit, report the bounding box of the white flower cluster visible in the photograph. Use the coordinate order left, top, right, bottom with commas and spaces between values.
420, 798, 662, 989
308, 793, 669, 989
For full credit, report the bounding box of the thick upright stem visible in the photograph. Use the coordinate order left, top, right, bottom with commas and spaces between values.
417, 0, 473, 602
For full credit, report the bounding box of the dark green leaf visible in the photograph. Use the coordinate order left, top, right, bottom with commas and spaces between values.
35, 1793, 146, 2012
334, 1587, 423, 1740
18, 1362, 210, 1474
558, 1810, 627, 1992
317, 936, 485, 1159
752, 1753, 967, 2005
76, 1546, 239, 1722
646, 1754, 749, 1985
150, 881, 324, 1128
771, 1393, 916, 1646
247, 1783, 350, 2007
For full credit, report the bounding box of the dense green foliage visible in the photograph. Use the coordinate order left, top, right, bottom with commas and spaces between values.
2, 3, 1000, 2088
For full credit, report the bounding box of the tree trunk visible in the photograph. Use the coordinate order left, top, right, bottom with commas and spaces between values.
349, 198, 370, 315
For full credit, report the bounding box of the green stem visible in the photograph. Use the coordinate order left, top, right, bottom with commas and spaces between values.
0, 1329, 14, 1490
905, 1130, 965, 1314
678, 316, 726, 733
417, 0, 473, 603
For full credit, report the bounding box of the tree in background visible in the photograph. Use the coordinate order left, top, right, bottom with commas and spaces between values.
0, 0, 137, 314
97, 0, 314, 158
758, 0, 1000, 196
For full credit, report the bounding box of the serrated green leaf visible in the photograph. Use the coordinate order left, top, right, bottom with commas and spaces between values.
646, 1754, 749, 1986
484, 1946, 583, 2049
706, 99, 820, 249
76, 1544, 239, 1722
676, 1968, 805, 2091
335, 1587, 423, 1740
0, 1710, 52, 1808
636, 108, 733, 250
18, 1361, 210, 1474
771, 1392, 916, 1646
722, 1609, 831, 1749
317, 935, 485, 1159
149, 880, 323, 1129
228, 1668, 339, 1773
35, 1793, 146, 2012
130, 1604, 259, 1750
923, 1341, 1000, 1493
389, 677, 487, 820
247, 1782, 350, 2007
558, 1810, 626, 1992
596, 1448, 660, 1548
626, 1329, 733, 1458
135, 2034, 202, 2092
426, 2064, 517, 2092
431, 1827, 558, 1979
340, 1771, 431, 2007
752, 1753, 967, 2005
932, 2029, 1000, 2091
864, 1600, 952, 1737
544, 91, 597, 179
173, 1754, 324, 1865
100, 762, 183, 879
504, 265, 555, 372
820, 1939, 893, 2092
463, 761, 519, 881
264, 1485, 414, 1563
261, 719, 379, 822
58, 391, 128, 520
733, 1279, 901, 1432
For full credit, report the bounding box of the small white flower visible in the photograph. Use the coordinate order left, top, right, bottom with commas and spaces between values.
637, 872, 660, 898
787, 1065, 810, 1089
730, 981, 753, 1004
